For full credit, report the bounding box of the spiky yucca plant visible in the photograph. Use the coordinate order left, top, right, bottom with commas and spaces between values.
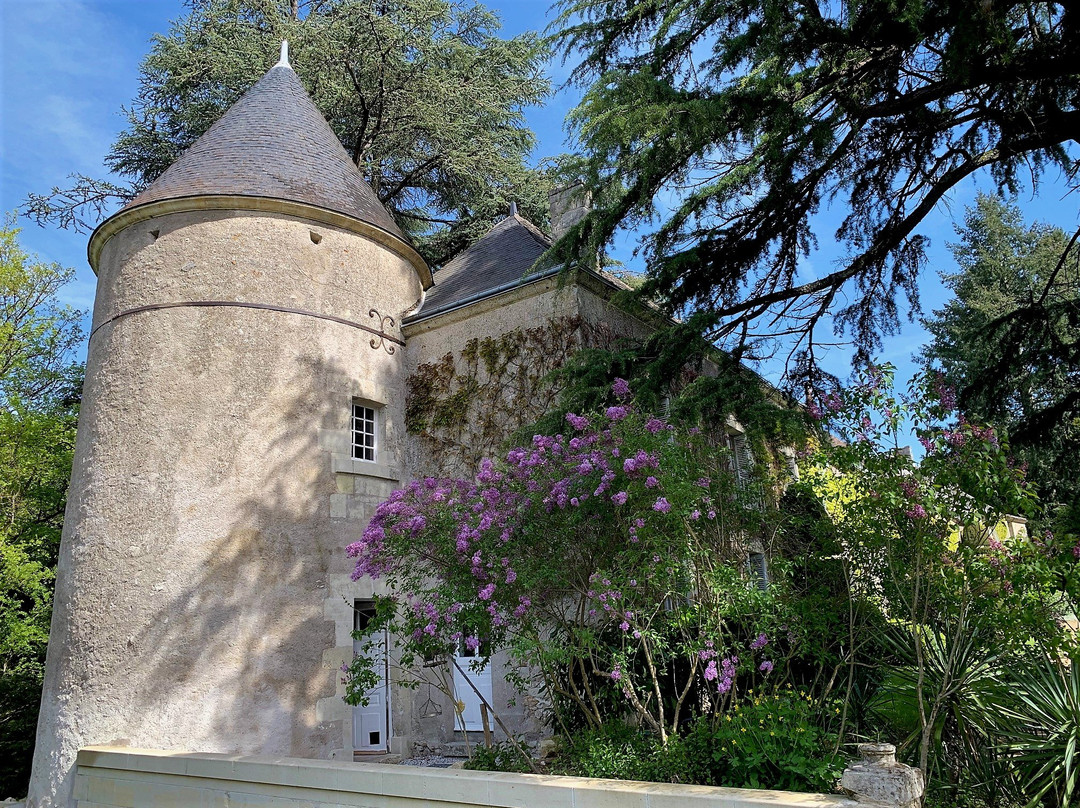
996, 655, 1079, 808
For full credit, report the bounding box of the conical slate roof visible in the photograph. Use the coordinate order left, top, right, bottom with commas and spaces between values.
122, 61, 403, 240
413, 211, 555, 318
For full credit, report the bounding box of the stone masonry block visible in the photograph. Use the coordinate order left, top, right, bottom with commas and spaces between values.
841, 744, 925, 808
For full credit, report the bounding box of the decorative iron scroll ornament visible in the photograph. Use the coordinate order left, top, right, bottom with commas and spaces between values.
369, 309, 397, 354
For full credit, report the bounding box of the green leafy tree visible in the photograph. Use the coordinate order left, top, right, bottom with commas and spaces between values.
550, 0, 1080, 384
25, 0, 552, 267
0, 219, 83, 796
798, 364, 1074, 796
922, 194, 1080, 527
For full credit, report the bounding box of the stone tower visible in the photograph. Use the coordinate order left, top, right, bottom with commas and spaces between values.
28, 47, 430, 806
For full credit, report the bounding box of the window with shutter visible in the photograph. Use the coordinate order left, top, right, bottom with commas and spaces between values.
747, 552, 769, 590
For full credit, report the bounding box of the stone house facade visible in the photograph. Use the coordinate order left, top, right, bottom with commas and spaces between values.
27, 50, 693, 807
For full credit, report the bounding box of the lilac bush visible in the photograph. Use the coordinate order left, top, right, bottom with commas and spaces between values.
344, 380, 781, 740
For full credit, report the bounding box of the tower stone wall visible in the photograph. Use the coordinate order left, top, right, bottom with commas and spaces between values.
28, 209, 423, 806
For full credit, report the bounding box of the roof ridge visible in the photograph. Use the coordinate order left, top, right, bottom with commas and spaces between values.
510, 212, 554, 251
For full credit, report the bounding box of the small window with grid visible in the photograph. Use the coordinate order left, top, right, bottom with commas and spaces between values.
351, 404, 377, 462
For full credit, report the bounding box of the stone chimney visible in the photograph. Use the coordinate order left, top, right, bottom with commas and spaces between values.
548, 182, 591, 239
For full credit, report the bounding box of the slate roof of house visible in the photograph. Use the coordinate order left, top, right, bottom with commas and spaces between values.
122, 61, 403, 240
414, 212, 555, 318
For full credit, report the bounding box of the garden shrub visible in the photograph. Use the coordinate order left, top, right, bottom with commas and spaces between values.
547, 689, 843, 792
462, 740, 534, 774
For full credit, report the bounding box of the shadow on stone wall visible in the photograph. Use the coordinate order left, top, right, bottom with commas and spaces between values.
113, 338, 400, 759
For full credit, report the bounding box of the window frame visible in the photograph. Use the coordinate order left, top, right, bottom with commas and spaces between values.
351, 402, 379, 463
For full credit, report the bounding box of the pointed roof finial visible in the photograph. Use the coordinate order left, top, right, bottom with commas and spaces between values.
276, 40, 290, 69
508, 201, 518, 218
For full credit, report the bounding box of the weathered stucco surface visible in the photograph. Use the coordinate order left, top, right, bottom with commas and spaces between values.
28, 210, 422, 806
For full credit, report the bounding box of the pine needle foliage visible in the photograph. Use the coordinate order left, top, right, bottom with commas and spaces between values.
550, 0, 1080, 385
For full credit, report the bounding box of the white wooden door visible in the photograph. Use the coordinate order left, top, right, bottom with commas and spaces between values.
352, 603, 389, 753
452, 641, 493, 732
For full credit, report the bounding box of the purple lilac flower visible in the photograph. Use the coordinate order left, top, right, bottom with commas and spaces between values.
704, 660, 718, 681
645, 418, 666, 434
653, 497, 672, 513
606, 406, 629, 421
478, 583, 496, 600
611, 491, 628, 505
759, 660, 774, 674
619, 621, 630, 631
645, 476, 659, 488
610, 665, 623, 681
905, 504, 927, 519
750, 633, 768, 650
565, 412, 589, 430
465, 636, 480, 651
612, 378, 632, 400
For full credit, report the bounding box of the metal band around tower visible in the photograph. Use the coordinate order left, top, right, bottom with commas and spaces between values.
89, 300, 406, 353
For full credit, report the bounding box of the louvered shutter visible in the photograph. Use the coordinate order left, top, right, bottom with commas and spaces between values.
733, 433, 753, 482
747, 552, 769, 590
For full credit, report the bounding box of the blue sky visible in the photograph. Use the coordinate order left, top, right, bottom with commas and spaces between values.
2, 0, 1078, 419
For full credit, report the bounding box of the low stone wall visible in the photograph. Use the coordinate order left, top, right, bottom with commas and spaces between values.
75, 747, 857, 808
